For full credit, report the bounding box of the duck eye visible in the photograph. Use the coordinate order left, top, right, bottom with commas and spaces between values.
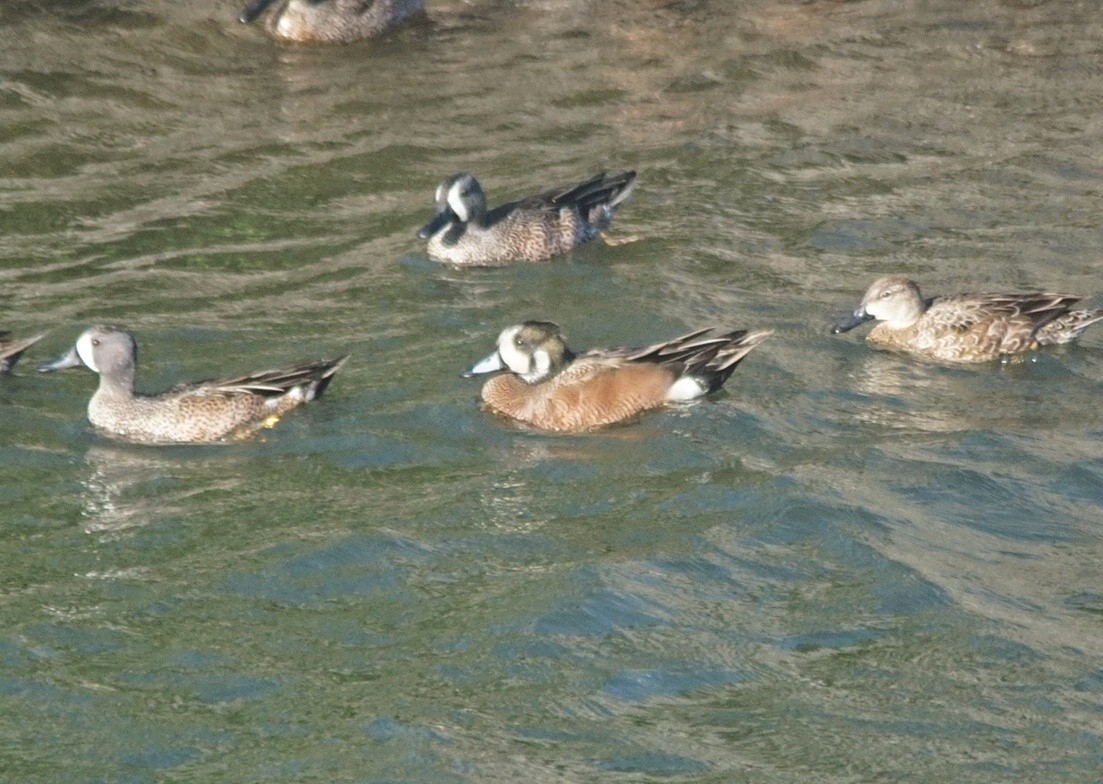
91, 339, 100, 346
880, 290, 892, 299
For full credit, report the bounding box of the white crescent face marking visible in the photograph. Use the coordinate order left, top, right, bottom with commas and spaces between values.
447, 181, 470, 223
75, 331, 99, 372
496, 326, 531, 375
435, 183, 445, 203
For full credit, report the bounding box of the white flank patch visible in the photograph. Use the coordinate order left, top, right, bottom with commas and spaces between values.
666, 376, 708, 402
447, 181, 470, 222
76, 331, 99, 372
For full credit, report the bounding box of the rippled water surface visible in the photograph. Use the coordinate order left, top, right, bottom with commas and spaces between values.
2, 0, 1101, 781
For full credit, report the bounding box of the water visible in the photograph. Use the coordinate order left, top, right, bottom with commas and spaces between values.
2, 0, 1101, 781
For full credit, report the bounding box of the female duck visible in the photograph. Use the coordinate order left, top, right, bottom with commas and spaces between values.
833, 275, 1103, 362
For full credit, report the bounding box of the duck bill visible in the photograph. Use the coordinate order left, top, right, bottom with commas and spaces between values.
37, 345, 83, 373
461, 351, 505, 378
417, 209, 450, 240
239, 0, 276, 24
832, 307, 873, 334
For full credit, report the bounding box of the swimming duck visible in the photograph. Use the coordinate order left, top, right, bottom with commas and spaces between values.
239, 0, 423, 44
39, 325, 349, 444
833, 275, 1103, 362
462, 321, 771, 432
417, 171, 637, 265
0, 331, 44, 374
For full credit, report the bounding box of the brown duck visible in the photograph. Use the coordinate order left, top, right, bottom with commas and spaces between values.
833, 275, 1103, 362
462, 321, 771, 433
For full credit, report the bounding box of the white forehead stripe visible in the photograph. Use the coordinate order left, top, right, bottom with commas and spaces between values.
75, 331, 99, 372
447, 181, 470, 222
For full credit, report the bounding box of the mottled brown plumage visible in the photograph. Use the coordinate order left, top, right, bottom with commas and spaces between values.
463, 322, 771, 432
0, 331, 44, 374
418, 172, 637, 265
39, 325, 348, 444
833, 275, 1103, 362
239, 0, 423, 44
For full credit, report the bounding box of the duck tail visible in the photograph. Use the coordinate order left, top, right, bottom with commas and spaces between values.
0, 332, 45, 373
698, 329, 773, 392
1034, 308, 1103, 345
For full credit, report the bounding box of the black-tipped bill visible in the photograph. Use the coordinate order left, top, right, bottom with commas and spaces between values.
832, 308, 873, 334
37, 345, 83, 373
417, 209, 450, 240
239, 0, 276, 24
461, 351, 504, 378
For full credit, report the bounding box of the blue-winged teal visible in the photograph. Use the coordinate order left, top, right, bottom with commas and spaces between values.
417, 171, 637, 265
0, 331, 44, 374
462, 321, 771, 432
833, 275, 1103, 362
239, 0, 423, 44
38, 326, 349, 444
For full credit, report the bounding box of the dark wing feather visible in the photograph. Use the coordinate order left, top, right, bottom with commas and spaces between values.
169, 356, 349, 398
486, 171, 636, 225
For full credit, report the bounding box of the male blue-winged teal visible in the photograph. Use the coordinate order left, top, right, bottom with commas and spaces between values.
417, 171, 637, 265
239, 0, 423, 44
462, 321, 771, 432
0, 331, 44, 374
833, 275, 1103, 362
38, 326, 349, 444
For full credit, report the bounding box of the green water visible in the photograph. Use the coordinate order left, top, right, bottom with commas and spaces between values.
1, 0, 1101, 781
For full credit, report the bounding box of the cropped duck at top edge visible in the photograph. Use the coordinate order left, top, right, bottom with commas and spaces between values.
462, 321, 771, 433
239, 0, 423, 44
833, 275, 1103, 363
417, 171, 637, 265
1, 331, 45, 374
38, 325, 348, 444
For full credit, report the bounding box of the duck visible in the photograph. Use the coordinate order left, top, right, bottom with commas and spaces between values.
38, 325, 349, 444
239, 0, 423, 44
462, 321, 771, 432
0, 331, 44, 374
417, 171, 637, 265
833, 275, 1103, 362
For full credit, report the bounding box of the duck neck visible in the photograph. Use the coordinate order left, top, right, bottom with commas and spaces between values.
95, 369, 136, 401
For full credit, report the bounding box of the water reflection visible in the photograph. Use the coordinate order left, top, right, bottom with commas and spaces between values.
79, 445, 243, 535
